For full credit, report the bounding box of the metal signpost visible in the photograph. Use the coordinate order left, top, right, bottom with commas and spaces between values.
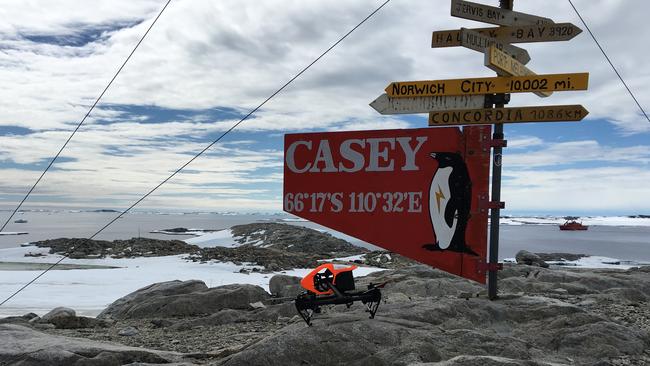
285, 0, 589, 300
486, 0, 512, 301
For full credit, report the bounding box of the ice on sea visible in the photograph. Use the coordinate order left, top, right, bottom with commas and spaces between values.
500, 216, 650, 227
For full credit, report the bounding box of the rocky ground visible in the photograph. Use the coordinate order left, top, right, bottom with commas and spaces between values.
1, 261, 649, 366
5, 226, 649, 365
32, 237, 199, 259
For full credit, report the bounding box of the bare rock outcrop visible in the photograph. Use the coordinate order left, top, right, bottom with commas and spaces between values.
515, 250, 549, 268
269, 274, 303, 298
217, 265, 650, 366
4, 263, 650, 365
98, 280, 269, 320
0, 324, 189, 365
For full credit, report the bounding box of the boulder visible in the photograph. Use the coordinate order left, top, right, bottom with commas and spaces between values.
515, 250, 549, 268
269, 274, 303, 298
22, 312, 39, 320
41, 306, 76, 322
98, 280, 269, 319
39, 306, 108, 329
0, 324, 191, 365
0, 312, 40, 326
534, 253, 586, 262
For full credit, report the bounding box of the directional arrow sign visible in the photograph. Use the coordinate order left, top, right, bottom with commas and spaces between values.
451, 0, 553, 26
461, 28, 530, 64
485, 45, 551, 98
370, 94, 486, 115
432, 23, 582, 48
429, 105, 588, 126
483, 23, 581, 43
386, 72, 589, 98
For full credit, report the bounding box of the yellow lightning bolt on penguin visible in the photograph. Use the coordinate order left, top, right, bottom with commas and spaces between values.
435, 185, 445, 212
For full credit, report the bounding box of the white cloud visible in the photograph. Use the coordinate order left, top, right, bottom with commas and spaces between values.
507, 136, 544, 149
0, 0, 649, 213
503, 166, 650, 213
505, 140, 650, 167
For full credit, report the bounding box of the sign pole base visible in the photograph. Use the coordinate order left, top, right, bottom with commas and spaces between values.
488, 122, 504, 300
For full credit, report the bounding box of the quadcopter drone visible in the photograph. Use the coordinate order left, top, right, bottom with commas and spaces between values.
294, 263, 385, 326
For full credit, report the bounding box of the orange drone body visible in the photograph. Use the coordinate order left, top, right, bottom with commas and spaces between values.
300, 263, 357, 295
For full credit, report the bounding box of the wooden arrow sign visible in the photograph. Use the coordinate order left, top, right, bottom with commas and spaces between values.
429, 105, 588, 126
461, 28, 530, 64
483, 23, 581, 43
433, 23, 582, 48
485, 45, 551, 98
386, 73, 589, 98
370, 94, 486, 115
451, 0, 553, 26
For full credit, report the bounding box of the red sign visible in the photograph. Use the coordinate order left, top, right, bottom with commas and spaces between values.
283, 126, 491, 283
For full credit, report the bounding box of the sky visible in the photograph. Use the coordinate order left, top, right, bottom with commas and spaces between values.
0, 0, 648, 216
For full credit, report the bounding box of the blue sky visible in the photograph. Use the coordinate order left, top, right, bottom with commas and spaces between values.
0, 0, 648, 215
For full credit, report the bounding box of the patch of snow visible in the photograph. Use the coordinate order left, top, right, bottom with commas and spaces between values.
241, 229, 266, 247
549, 255, 650, 269
0, 245, 385, 318
0, 246, 51, 262
320, 254, 365, 262
150, 229, 210, 236
184, 229, 238, 248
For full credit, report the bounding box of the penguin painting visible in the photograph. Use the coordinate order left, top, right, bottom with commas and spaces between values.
422, 152, 477, 256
